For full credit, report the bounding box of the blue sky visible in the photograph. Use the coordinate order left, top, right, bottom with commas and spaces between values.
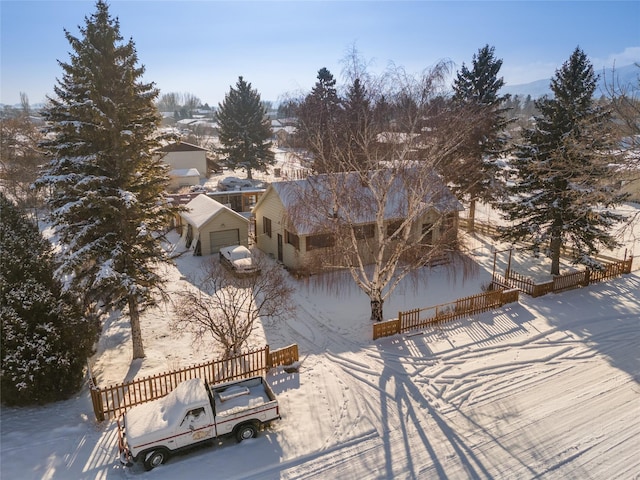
1, 1, 638, 107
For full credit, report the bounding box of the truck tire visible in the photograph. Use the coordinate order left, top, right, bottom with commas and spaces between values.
235, 423, 258, 443
143, 448, 169, 471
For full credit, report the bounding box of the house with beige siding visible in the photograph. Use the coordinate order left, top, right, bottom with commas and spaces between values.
617, 155, 640, 202
168, 168, 201, 191
157, 141, 208, 179
252, 171, 462, 273
179, 194, 249, 255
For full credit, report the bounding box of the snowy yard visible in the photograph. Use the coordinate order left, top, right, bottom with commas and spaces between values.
1, 221, 639, 479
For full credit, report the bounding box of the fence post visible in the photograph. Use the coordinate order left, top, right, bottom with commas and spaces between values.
87, 360, 105, 422
90, 386, 105, 422
265, 345, 271, 371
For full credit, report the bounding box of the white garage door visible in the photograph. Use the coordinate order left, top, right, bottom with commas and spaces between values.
210, 229, 240, 253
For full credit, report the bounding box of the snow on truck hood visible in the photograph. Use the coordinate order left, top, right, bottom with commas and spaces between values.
125, 378, 209, 441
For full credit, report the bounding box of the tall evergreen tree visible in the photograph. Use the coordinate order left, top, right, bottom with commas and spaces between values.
500, 47, 627, 275
450, 45, 511, 231
215, 76, 274, 179
341, 77, 373, 169
1, 193, 98, 405
36, 1, 176, 359
295, 67, 343, 173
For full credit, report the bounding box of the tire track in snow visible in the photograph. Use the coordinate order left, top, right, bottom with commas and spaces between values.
224, 429, 382, 480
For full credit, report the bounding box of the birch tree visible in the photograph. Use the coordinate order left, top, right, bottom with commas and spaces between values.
287, 62, 481, 321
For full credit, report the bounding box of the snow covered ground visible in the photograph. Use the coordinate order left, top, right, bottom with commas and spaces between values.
2, 161, 639, 480
2, 220, 639, 479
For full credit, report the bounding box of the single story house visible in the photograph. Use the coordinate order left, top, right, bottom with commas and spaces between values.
156, 141, 208, 179
179, 194, 249, 255
252, 169, 462, 273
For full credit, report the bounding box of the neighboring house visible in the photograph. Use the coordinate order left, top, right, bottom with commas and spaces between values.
168, 168, 201, 191
252, 170, 462, 273
157, 141, 208, 178
179, 194, 249, 255
616, 152, 640, 202
271, 119, 296, 147
620, 177, 640, 202
209, 188, 265, 214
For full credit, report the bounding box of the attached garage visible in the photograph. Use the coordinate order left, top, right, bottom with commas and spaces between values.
179, 194, 249, 255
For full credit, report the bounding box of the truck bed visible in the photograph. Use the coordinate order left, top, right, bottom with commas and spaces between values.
214, 384, 270, 415
210, 377, 276, 417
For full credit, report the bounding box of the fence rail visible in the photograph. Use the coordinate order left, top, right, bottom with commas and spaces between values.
493, 256, 633, 298
459, 217, 502, 237
374, 289, 519, 340
89, 344, 299, 422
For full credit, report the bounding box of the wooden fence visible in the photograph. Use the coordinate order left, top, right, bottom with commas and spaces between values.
492, 256, 633, 297
373, 289, 519, 340
89, 344, 299, 422
459, 217, 502, 237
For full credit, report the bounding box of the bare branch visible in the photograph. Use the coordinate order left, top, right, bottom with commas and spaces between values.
171, 253, 296, 357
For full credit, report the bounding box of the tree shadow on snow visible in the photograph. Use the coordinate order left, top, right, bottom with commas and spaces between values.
530, 273, 640, 382
373, 303, 543, 478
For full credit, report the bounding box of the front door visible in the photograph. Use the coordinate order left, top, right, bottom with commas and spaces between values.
277, 234, 283, 262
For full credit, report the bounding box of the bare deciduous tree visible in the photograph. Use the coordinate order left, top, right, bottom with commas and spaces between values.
0, 95, 44, 209
287, 61, 483, 321
172, 253, 296, 357
603, 63, 639, 149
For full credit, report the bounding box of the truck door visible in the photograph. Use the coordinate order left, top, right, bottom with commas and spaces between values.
176, 407, 214, 448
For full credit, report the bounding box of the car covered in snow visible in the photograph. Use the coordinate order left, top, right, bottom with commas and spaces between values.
219, 245, 260, 275
217, 176, 254, 191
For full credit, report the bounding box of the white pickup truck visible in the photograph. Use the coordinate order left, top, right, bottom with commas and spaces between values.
118, 376, 280, 471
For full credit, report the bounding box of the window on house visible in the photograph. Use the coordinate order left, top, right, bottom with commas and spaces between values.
386, 220, 404, 238
422, 222, 434, 245
353, 223, 375, 240
285, 230, 300, 250
263, 217, 272, 238
306, 233, 334, 251
445, 214, 456, 230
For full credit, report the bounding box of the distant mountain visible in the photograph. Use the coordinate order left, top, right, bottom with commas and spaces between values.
502, 63, 638, 99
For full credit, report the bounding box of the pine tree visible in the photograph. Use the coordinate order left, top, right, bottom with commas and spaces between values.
1, 193, 98, 405
295, 67, 343, 173
36, 1, 176, 359
500, 47, 627, 275
215, 76, 274, 179
451, 45, 511, 231
341, 77, 373, 169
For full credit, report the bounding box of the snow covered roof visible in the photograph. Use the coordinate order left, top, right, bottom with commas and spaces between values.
263, 169, 462, 235
181, 194, 248, 229
170, 168, 201, 178
158, 141, 207, 152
